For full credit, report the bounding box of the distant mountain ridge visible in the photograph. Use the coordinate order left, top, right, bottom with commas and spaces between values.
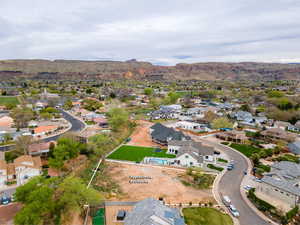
0, 59, 300, 81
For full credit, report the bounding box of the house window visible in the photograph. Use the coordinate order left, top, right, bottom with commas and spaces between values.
275, 189, 278, 191
190, 162, 193, 166
185, 155, 189, 158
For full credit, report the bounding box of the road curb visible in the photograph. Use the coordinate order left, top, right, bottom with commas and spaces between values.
221, 144, 279, 225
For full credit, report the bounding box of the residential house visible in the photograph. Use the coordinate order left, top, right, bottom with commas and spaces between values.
124, 198, 184, 225
216, 130, 248, 144
0, 116, 14, 128
274, 121, 292, 130
261, 128, 297, 143
150, 108, 180, 120
160, 104, 182, 111
33, 125, 58, 137
287, 121, 300, 133
0, 155, 42, 187
14, 155, 42, 185
28, 141, 53, 156
231, 111, 253, 123
257, 161, 300, 210
93, 117, 108, 128
150, 123, 191, 145
175, 121, 210, 132
167, 140, 216, 167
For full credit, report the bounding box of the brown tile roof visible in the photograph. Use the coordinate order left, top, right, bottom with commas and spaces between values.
34, 125, 58, 134
28, 142, 53, 154
14, 155, 42, 169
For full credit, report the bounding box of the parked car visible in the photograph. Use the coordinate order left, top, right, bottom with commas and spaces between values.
227, 165, 234, 170
229, 204, 240, 217
244, 185, 253, 191
0, 196, 11, 205
222, 195, 231, 207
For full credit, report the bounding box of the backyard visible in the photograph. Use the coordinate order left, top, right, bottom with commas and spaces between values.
107, 145, 175, 162
0, 96, 19, 106
183, 207, 233, 225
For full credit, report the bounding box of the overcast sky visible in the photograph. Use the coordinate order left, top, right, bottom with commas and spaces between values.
0, 0, 300, 65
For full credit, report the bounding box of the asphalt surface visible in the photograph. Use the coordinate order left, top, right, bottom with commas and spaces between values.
0, 110, 85, 152
211, 142, 271, 225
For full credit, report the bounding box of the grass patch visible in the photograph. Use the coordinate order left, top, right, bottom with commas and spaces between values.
273, 154, 300, 164
230, 143, 261, 157
221, 142, 229, 145
217, 158, 228, 163
107, 145, 175, 162
207, 164, 224, 171
0, 96, 19, 106
183, 207, 233, 225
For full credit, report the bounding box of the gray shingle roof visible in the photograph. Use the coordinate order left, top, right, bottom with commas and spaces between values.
151, 123, 191, 143
288, 141, 300, 155
124, 198, 185, 225
262, 176, 300, 196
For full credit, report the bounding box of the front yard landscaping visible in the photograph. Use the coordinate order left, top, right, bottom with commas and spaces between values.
183, 207, 233, 225
107, 145, 175, 162
229, 143, 261, 157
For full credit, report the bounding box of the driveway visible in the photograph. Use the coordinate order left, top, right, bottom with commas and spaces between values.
193, 136, 271, 225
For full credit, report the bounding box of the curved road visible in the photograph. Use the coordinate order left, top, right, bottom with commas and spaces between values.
216, 143, 270, 225
0, 110, 85, 152
191, 135, 271, 225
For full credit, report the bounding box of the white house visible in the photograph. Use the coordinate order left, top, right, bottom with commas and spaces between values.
0, 155, 42, 188
167, 140, 216, 167
175, 121, 210, 132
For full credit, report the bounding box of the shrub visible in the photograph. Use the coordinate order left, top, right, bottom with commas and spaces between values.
207, 164, 224, 171
247, 189, 275, 212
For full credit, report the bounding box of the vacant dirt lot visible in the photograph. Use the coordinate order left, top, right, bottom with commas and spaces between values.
127, 120, 157, 147
107, 162, 214, 204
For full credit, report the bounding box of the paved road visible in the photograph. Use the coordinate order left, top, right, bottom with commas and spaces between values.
205, 140, 271, 225
0, 110, 85, 152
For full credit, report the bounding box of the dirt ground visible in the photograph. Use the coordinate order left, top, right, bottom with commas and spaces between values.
127, 120, 159, 147
107, 162, 214, 204
0, 203, 22, 225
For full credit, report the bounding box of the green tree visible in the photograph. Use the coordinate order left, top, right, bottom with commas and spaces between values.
64, 99, 73, 110
211, 117, 233, 129
48, 137, 84, 169
83, 99, 103, 111
107, 108, 130, 131
144, 88, 154, 96
10, 107, 34, 129
57, 177, 102, 214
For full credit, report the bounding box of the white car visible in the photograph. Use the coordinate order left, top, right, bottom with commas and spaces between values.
229, 204, 240, 217
244, 185, 253, 191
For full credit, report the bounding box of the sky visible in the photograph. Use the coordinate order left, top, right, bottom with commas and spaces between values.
0, 0, 300, 65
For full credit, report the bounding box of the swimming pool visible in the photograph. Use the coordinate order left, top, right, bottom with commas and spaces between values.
149, 158, 169, 165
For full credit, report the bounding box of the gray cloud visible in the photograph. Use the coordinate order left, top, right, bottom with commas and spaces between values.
0, 0, 300, 65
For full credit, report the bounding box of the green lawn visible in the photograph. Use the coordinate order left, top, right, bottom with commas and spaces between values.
107, 145, 176, 162
230, 143, 261, 157
183, 207, 233, 225
0, 96, 19, 106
